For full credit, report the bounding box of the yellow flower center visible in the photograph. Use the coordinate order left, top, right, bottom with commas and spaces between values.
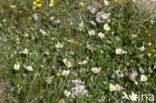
93, 69, 97, 73
117, 51, 121, 54
24, 50, 28, 53
80, 61, 84, 64
64, 61, 67, 64
132, 96, 135, 100
57, 44, 61, 48
116, 37, 120, 41
104, 14, 108, 18
139, 48, 143, 51
142, 77, 146, 81
90, 31, 93, 34
67, 63, 71, 68
64, 92, 68, 96
100, 34, 104, 37
105, 25, 108, 29
28, 67, 31, 70
110, 87, 114, 91
15, 66, 18, 70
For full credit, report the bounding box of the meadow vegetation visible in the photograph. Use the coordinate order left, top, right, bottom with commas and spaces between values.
0, 0, 156, 102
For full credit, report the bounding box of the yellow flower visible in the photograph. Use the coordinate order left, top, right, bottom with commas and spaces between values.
33, 1, 37, 6
36, 0, 40, 2
56, 73, 61, 76
80, 2, 84, 6
115, 0, 117, 2
50, 0, 54, 4
148, 53, 151, 57
37, 3, 42, 7
148, 42, 152, 46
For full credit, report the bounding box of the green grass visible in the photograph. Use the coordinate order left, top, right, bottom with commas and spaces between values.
0, 0, 156, 102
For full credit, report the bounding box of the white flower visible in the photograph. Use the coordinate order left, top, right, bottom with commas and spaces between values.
33, 14, 38, 20
55, 19, 61, 24
96, 17, 102, 23
79, 22, 84, 28
14, 63, 20, 70
109, 84, 116, 92
63, 59, 72, 68
88, 30, 95, 36
26, 66, 33, 71
115, 48, 123, 54
107, 19, 111, 23
62, 70, 70, 76
78, 60, 88, 65
115, 69, 124, 78
139, 46, 145, 52
71, 84, 88, 98
103, 23, 110, 31
50, 16, 55, 20
10, 5, 16, 9
91, 67, 101, 73
102, 13, 110, 19
79, 22, 84, 30
122, 91, 130, 100
63, 59, 67, 64
115, 84, 124, 91
64, 90, 71, 97
46, 76, 53, 84
55, 43, 63, 49
23, 48, 29, 54
141, 75, 147, 81
98, 32, 105, 39
129, 92, 137, 101
96, 11, 105, 23
90, 7, 97, 14
90, 21, 96, 26
24, 33, 28, 37
49, 3, 54, 7
40, 29, 47, 36
104, 0, 109, 5
72, 79, 83, 85
128, 71, 138, 85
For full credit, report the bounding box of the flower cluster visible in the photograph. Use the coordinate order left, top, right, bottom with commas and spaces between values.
33, 0, 42, 7
14, 48, 33, 71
